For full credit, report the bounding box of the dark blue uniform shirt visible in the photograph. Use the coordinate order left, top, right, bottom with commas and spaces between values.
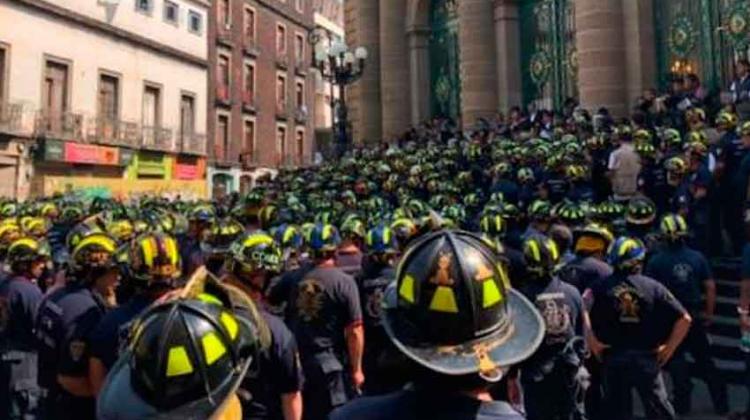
330, 388, 525, 420
558, 255, 613, 295
645, 244, 711, 311
239, 307, 304, 420
742, 243, 750, 279
589, 273, 686, 352
287, 266, 362, 359
35, 284, 108, 390
89, 294, 153, 370
0, 275, 43, 351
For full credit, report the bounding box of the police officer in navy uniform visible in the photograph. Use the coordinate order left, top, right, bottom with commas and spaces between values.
285, 223, 364, 420
35, 232, 120, 420
356, 224, 402, 395
519, 235, 586, 420
88, 232, 182, 395
330, 229, 545, 420
587, 237, 692, 420
0, 238, 49, 419
222, 231, 304, 420
644, 214, 728, 416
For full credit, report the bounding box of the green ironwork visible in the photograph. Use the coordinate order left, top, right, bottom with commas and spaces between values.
655, 0, 750, 93
519, 0, 577, 110
429, 0, 461, 120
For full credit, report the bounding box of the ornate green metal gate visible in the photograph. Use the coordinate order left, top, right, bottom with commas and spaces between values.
429, 0, 461, 120
519, 0, 577, 110
655, 0, 750, 92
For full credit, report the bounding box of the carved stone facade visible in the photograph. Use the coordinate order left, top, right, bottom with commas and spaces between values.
345, 0, 659, 143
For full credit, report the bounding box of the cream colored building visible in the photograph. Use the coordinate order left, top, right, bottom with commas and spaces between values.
0, 0, 209, 199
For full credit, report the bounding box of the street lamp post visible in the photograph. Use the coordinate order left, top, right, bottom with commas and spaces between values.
308, 28, 368, 158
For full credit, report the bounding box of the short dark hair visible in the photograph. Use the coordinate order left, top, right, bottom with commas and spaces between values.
738, 59, 750, 68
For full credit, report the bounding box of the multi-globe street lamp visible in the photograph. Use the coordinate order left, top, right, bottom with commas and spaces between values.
308, 28, 368, 158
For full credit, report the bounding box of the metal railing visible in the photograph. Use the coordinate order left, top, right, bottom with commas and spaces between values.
294, 107, 309, 124
0, 102, 23, 134
275, 102, 289, 119
244, 36, 260, 56
276, 54, 289, 69
141, 125, 173, 151
86, 116, 141, 147
34, 111, 83, 140
179, 131, 207, 155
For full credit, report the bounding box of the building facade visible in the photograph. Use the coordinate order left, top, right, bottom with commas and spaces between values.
207, 0, 315, 198
346, 0, 750, 143
0, 0, 210, 199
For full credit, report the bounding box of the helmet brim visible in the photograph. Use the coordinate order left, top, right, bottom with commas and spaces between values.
97, 350, 252, 420
382, 284, 545, 377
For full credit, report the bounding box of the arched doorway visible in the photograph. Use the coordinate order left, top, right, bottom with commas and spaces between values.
211, 173, 231, 199
429, 0, 461, 120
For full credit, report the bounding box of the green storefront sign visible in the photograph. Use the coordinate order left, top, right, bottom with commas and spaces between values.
43, 139, 65, 162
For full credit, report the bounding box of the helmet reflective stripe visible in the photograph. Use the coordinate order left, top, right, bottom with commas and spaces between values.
74, 234, 117, 255
166, 346, 193, 377
282, 227, 297, 245
141, 237, 156, 267
527, 240, 541, 262
202, 332, 227, 365
164, 236, 179, 265
242, 234, 274, 250
9, 237, 37, 252
399, 274, 416, 303
322, 225, 333, 241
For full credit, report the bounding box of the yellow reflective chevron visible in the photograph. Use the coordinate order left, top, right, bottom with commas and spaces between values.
429, 286, 458, 313
164, 236, 179, 265
527, 240, 541, 262
9, 237, 38, 252
243, 234, 274, 249
399, 274, 416, 303
220, 311, 239, 341
322, 225, 333, 241
166, 346, 194, 377
202, 331, 227, 365
482, 279, 502, 308
547, 239, 559, 262
197, 293, 223, 306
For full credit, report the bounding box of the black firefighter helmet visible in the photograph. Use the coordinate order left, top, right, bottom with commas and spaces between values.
383, 230, 544, 381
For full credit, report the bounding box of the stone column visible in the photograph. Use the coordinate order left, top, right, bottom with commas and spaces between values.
458, 0, 499, 125
494, 0, 522, 112
379, 0, 411, 140
575, 0, 627, 117
623, 0, 656, 109
407, 25, 431, 126
345, 0, 382, 144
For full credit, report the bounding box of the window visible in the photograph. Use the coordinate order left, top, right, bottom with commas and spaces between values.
188, 11, 203, 34
277, 125, 287, 160
295, 80, 304, 108
216, 54, 230, 102
142, 85, 161, 127
164, 1, 179, 24
276, 74, 287, 109
296, 130, 304, 161
295, 0, 303, 13
218, 0, 230, 27
180, 94, 195, 136
42, 60, 69, 130
243, 119, 255, 155
243, 7, 256, 40
136, 0, 152, 14
276, 24, 287, 55
98, 74, 119, 121
216, 114, 229, 160
243, 62, 255, 95
295, 33, 304, 63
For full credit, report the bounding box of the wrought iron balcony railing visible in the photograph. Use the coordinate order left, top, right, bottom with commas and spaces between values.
0, 102, 23, 135
141, 125, 174, 151
34, 111, 83, 140
179, 131, 207, 155
87, 116, 141, 148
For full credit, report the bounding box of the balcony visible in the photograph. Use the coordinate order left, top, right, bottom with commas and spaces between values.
34, 111, 83, 140
294, 106, 309, 124
275, 102, 289, 120
86, 117, 141, 148
179, 132, 207, 155
0, 102, 24, 135
141, 126, 174, 152
215, 84, 231, 106
239, 149, 259, 169
217, 23, 234, 47
243, 36, 260, 57
241, 90, 257, 113
276, 53, 289, 69
294, 59, 308, 76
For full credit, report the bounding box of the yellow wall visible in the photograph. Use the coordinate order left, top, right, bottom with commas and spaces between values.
37, 175, 207, 199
